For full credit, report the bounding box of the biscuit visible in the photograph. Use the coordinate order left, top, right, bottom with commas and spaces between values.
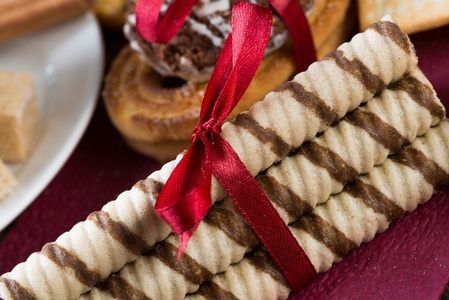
0, 70, 39, 162
358, 0, 449, 34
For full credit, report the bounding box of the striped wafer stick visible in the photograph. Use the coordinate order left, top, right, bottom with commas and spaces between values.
78, 66, 444, 299
0, 17, 418, 300
188, 120, 449, 300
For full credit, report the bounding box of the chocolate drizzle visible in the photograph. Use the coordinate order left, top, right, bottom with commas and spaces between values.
278, 81, 340, 127
324, 51, 386, 95
150, 242, 213, 285
298, 141, 360, 186
231, 113, 291, 158
88, 211, 151, 256
134, 178, 164, 201
97, 276, 152, 300
41, 243, 102, 288
291, 213, 358, 258
195, 281, 239, 300
246, 248, 289, 286
203, 206, 259, 249
390, 148, 449, 191
390, 75, 445, 120
257, 174, 313, 219
368, 21, 412, 55
0, 277, 37, 300
344, 109, 409, 153
345, 180, 405, 223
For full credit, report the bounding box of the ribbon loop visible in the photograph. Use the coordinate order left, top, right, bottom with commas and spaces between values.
136, 0, 199, 43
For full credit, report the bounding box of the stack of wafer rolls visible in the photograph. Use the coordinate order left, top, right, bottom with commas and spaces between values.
0, 16, 419, 299
187, 121, 449, 299
78, 66, 445, 299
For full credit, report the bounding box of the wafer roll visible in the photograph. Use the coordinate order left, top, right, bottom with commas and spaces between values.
189, 121, 449, 300
78, 66, 443, 299
0, 17, 418, 300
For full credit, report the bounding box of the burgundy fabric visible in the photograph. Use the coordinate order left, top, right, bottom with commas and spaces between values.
0, 24, 449, 299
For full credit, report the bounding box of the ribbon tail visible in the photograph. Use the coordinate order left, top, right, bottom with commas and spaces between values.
178, 226, 197, 260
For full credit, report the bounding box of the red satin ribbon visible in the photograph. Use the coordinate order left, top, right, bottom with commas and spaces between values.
152, 1, 317, 291
267, 0, 316, 71
136, 0, 199, 43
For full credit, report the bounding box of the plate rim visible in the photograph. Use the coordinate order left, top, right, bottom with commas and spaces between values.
0, 12, 105, 232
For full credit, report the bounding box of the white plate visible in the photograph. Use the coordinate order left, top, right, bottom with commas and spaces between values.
0, 12, 104, 231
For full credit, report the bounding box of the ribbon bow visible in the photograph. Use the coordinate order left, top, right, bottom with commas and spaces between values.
145, 1, 317, 291
155, 1, 273, 253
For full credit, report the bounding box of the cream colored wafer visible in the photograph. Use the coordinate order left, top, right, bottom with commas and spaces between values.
77, 66, 443, 300
188, 121, 449, 300
358, 0, 449, 35
0, 17, 418, 300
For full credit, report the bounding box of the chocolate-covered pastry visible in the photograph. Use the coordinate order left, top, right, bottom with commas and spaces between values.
0, 17, 418, 300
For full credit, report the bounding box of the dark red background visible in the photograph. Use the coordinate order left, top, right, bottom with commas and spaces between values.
1, 22, 449, 299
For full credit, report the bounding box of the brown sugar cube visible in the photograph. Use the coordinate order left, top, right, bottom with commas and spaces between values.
0, 70, 39, 162
0, 159, 17, 201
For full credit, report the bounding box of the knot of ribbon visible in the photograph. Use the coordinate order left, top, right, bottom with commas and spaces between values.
136, 0, 318, 292
192, 118, 222, 142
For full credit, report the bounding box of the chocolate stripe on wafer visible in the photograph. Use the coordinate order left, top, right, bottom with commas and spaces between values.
344, 109, 408, 152
88, 211, 151, 256
187, 121, 449, 300
204, 206, 259, 249
42, 244, 102, 288
231, 113, 292, 158
390, 75, 445, 120
369, 21, 412, 55
246, 248, 289, 286
150, 242, 213, 286
96, 276, 151, 300
296, 141, 359, 185
80, 67, 442, 299
195, 282, 239, 300
323, 50, 386, 95
0, 278, 36, 300
256, 175, 313, 218
390, 148, 449, 191
0, 17, 419, 299
291, 213, 359, 258
277, 81, 340, 126
345, 180, 405, 223
134, 178, 164, 202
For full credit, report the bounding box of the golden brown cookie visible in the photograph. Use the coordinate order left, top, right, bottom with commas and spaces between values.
0, 70, 39, 162
358, 0, 449, 34
103, 44, 296, 162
